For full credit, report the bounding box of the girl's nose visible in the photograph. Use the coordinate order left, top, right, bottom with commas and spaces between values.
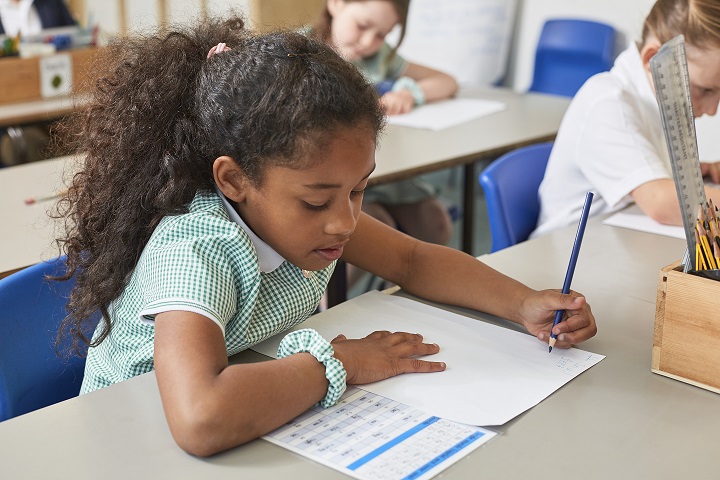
326, 199, 358, 236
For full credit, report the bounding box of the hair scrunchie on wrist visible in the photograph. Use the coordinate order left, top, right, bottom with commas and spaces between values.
391, 76, 426, 106
277, 328, 347, 408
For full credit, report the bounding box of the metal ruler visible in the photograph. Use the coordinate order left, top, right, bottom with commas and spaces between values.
650, 35, 707, 270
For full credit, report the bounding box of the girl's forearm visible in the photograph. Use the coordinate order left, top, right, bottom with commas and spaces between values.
397, 242, 532, 323
417, 76, 459, 102
162, 354, 327, 457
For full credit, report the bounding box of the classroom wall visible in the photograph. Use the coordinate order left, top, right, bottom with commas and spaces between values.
76, 0, 720, 160
83, 0, 249, 35
392, 0, 517, 87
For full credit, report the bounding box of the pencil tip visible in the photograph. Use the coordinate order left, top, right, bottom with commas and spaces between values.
548, 346, 553, 353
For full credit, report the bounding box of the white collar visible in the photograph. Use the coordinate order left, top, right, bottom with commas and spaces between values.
616, 43, 658, 110
215, 188, 285, 273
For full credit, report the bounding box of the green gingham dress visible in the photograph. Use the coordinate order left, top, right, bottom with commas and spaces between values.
80, 190, 334, 394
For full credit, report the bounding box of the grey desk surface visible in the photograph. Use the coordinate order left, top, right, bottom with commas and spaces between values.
0, 88, 570, 276
1, 211, 718, 479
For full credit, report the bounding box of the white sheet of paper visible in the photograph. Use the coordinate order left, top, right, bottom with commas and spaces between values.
603, 212, 685, 239
385, 98, 506, 130
252, 291, 604, 426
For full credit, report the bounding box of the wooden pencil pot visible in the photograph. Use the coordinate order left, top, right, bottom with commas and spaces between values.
653, 261, 720, 393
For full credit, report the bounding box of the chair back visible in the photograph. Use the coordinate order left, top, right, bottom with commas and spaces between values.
479, 142, 553, 252
529, 19, 616, 97
0, 256, 97, 421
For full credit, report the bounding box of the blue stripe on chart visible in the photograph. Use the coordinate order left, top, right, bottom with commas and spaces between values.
345, 416, 440, 471
402, 431, 486, 480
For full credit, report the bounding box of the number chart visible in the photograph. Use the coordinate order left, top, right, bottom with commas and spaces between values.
263, 387, 496, 480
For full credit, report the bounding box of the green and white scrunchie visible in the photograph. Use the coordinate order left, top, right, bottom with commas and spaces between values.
277, 328, 347, 408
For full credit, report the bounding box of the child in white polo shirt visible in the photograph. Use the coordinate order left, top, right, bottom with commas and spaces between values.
533, 0, 720, 238
54, 17, 596, 456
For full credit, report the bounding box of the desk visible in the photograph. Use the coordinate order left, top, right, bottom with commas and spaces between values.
0, 95, 87, 127
2, 213, 717, 479
0, 156, 70, 278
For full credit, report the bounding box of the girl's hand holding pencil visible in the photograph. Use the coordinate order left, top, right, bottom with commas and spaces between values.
517, 291, 596, 350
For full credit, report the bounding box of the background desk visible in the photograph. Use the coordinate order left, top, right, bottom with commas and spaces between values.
0, 95, 87, 128
374, 86, 570, 254
0, 156, 70, 278
2, 89, 569, 293
2, 212, 717, 479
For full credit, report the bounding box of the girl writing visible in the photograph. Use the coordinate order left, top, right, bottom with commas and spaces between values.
56, 17, 596, 457
310, 0, 459, 248
533, 0, 720, 238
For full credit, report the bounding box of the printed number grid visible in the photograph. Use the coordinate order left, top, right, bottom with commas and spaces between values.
263, 387, 496, 480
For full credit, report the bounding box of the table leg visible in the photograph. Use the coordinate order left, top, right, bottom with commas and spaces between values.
326, 260, 348, 307
462, 162, 476, 255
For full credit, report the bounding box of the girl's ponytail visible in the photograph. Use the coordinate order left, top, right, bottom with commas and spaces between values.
55, 17, 248, 352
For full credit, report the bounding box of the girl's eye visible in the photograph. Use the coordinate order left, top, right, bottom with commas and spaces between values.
304, 201, 330, 211
351, 189, 365, 198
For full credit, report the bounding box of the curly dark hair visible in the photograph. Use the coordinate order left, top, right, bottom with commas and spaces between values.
55, 16, 385, 353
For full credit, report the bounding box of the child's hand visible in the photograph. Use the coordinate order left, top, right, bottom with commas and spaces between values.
380, 91, 415, 116
331, 331, 445, 384
518, 290, 597, 349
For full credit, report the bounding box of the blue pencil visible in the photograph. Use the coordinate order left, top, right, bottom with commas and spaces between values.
549, 191, 594, 353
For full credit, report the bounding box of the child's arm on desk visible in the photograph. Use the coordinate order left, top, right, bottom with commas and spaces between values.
403, 62, 458, 103
381, 63, 458, 115
153, 311, 444, 456
631, 178, 720, 225
343, 213, 597, 348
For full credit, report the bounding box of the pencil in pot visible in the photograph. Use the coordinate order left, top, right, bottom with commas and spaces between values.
549, 191, 594, 353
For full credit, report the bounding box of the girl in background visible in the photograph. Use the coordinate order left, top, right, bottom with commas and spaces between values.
310, 0, 459, 250
533, 0, 720, 238
56, 17, 596, 457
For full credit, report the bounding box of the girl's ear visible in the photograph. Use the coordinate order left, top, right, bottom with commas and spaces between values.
639, 39, 662, 92
213, 156, 248, 202
640, 40, 661, 74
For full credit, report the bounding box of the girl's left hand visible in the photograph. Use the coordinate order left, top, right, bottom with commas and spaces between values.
518, 290, 597, 349
380, 90, 415, 115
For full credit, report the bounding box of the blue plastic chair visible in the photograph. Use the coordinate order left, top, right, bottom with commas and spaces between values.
0, 256, 97, 421
529, 19, 616, 97
479, 142, 553, 252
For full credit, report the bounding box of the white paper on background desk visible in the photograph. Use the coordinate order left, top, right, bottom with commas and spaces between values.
385, 98, 506, 130
252, 291, 604, 426
603, 212, 685, 239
